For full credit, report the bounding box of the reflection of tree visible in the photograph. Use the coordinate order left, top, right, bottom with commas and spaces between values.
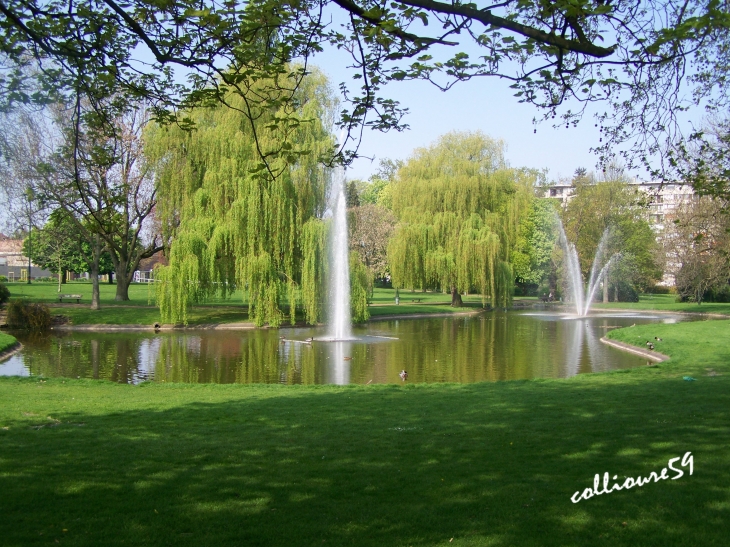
23, 333, 126, 381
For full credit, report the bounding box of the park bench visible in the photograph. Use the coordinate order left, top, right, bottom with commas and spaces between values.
59, 294, 83, 303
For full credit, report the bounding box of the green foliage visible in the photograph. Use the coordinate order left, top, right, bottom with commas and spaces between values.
349, 252, 371, 323
6, 299, 51, 330
149, 69, 335, 326
300, 219, 328, 325
561, 177, 662, 293
512, 199, 559, 285
2, 0, 724, 179
387, 131, 534, 307
0, 282, 10, 305
360, 178, 394, 209
22, 209, 114, 277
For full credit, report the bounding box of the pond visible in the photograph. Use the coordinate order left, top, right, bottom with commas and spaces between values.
0, 311, 691, 385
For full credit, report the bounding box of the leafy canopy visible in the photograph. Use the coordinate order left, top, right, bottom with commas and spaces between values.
0, 0, 727, 172
148, 68, 338, 326
387, 131, 535, 307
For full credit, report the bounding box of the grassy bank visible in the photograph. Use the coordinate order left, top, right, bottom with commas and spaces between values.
606, 318, 730, 367
0, 332, 18, 353
6, 283, 730, 326
593, 293, 730, 315
3, 283, 477, 326
2, 319, 729, 546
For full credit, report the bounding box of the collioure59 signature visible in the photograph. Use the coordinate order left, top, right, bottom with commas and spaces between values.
571, 452, 694, 503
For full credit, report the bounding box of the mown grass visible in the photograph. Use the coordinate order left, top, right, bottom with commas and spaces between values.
0, 332, 18, 353
6, 283, 730, 326
2, 318, 729, 546
606, 318, 730, 367
4, 282, 251, 326
593, 293, 730, 315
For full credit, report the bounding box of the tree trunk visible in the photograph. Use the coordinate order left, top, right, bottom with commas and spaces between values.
115, 264, 131, 301
451, 287, 463, 307
602, 271, 608, 303
57, 257, 62, 293
91, 339, 100, 380
90, 234, 101, 310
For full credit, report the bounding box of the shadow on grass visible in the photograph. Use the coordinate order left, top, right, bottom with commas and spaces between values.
1, 373, 729, 547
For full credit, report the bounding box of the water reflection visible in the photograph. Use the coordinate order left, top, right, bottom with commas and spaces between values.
0, 312, 695, 384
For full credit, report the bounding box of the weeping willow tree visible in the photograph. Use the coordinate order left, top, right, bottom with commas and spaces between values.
146, 69, 338, 326
387, 131, 535, 308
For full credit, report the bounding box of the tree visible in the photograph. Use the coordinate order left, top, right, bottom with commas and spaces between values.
0, 1, 727, 173
0, 119, 48, 284
23, 210, 83, 291
147, 69, 337, 326
674, 117, 730, 201
345, 180, 361, 208
1, 99, 162, 304
560, 175, 663, 298
664, 196, 730, 304
512, 198, 560, 293
387, 131, 534, 307
348, 204, 397, 282
359, 159, 402, 209
23, 210, 115, 292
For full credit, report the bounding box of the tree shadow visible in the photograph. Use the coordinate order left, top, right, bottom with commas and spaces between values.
1, 374, 729, 546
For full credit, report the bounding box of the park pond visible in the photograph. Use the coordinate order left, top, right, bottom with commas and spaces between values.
0, 311, 695, 384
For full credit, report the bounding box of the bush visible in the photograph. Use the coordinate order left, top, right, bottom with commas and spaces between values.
6, 299, 51, 330
703, 284, 730, 303
0, 275, 7, 282
609, 281, 639, 302
647, 285, 671, 295
0, 282, 9, 306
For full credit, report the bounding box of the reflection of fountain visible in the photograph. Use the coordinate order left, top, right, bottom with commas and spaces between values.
325, 341, 352, 385
556, 220, 620, 316
326, 166, 353, 340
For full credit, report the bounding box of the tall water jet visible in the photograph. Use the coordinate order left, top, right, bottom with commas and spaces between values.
327, 166, 353, 340
556, 219, 620, 316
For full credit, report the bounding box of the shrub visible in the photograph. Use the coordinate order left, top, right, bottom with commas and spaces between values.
6, 299, 51, 330
0, 275, 7, 282
610, 281, 639, 302
648, 285, 671, 295
703, 284, 730, 303
0, 282, 9, 305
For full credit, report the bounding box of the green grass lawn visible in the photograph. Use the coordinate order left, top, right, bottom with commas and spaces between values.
4, 282, 251, 326
6, 283, 730, 327
2, 319, 729, 546
0, 332, 18, 352
593, 293, 730, 315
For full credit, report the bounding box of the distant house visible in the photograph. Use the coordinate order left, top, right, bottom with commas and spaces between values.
134, 250, 168, 283
0, 234, 52, 280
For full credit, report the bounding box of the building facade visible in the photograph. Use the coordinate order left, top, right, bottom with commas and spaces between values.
543, 181, 696, 287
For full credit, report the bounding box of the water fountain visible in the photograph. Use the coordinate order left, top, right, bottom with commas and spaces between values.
556, 220, 620, 316
326, 166, 354, 340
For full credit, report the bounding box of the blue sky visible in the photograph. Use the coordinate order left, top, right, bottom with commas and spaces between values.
312, 42, 634, 184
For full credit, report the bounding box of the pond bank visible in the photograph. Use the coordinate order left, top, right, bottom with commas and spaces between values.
600, 336, 669, 362
0, 333, 21, 363
47, 309, 485, 331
